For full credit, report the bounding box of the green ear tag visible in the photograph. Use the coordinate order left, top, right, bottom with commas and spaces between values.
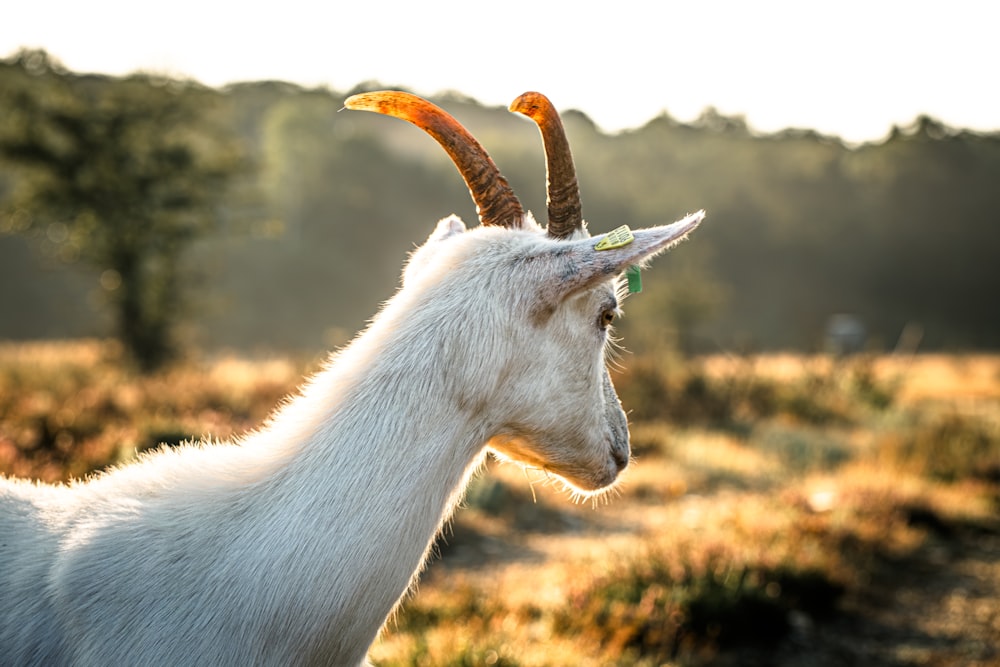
626, 265, 642, 293
594, 225, 634, 251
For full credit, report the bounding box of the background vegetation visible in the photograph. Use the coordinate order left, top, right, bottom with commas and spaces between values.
3, 50, 1000, 364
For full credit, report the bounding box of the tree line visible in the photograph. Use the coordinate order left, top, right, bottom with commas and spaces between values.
2, 50, 999, 369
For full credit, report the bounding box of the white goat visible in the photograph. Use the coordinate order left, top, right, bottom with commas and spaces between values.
0, 91, 704, 666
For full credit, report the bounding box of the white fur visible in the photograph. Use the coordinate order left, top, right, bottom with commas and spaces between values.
0, 210, 703, 666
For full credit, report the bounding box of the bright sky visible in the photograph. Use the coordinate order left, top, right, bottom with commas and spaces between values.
4, 0, 998, 143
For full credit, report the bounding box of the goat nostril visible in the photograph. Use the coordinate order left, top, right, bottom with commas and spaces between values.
612, 449, 629, 470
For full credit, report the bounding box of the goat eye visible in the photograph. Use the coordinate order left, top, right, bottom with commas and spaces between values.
600, 309, 616, 328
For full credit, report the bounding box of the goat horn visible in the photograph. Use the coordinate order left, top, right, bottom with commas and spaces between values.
509, 92, 583, 239
344, 91, 524, 229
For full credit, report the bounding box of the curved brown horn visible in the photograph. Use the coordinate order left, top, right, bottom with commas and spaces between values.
344, 91, 524, 228
509, 92, 583, 238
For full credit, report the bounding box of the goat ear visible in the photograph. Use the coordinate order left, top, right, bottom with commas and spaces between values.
427, 214, 467, 243
404, 215, 469, 286
541, 211, 705, 302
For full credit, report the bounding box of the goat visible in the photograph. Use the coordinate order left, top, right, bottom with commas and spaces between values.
0, 91, 704, 666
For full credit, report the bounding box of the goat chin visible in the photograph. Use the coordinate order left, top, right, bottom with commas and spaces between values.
0, 90, 702, 666
487, 432, 628, 495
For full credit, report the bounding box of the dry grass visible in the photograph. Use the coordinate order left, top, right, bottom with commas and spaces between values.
1, 342, 998, 665
0, 339, 310, 482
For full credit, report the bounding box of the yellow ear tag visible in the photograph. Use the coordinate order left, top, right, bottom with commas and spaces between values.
594, 225, 634, 251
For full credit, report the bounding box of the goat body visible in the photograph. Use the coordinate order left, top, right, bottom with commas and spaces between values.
0, 92, 703, 666
2, 248, 495, 664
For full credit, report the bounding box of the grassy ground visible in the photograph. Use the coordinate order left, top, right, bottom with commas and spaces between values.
1, 342, 998, 665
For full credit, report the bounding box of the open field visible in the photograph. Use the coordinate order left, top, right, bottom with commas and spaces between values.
1, 342, 998, 665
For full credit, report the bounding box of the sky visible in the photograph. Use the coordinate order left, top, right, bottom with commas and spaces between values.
3, 0, 998, 144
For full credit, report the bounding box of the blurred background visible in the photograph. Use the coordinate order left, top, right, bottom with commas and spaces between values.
2, 1, 1000, 362
1, 2, 998, 665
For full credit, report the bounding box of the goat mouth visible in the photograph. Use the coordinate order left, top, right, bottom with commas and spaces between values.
486, 435, 626, 492
569, 455, 628, 493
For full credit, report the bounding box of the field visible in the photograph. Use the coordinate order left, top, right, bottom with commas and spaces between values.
1, 342, 998, 666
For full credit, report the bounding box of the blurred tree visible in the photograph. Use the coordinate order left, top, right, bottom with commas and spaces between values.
854, 117, 1000, 347
0, 50, 246, 370
621, 243, 729, 357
